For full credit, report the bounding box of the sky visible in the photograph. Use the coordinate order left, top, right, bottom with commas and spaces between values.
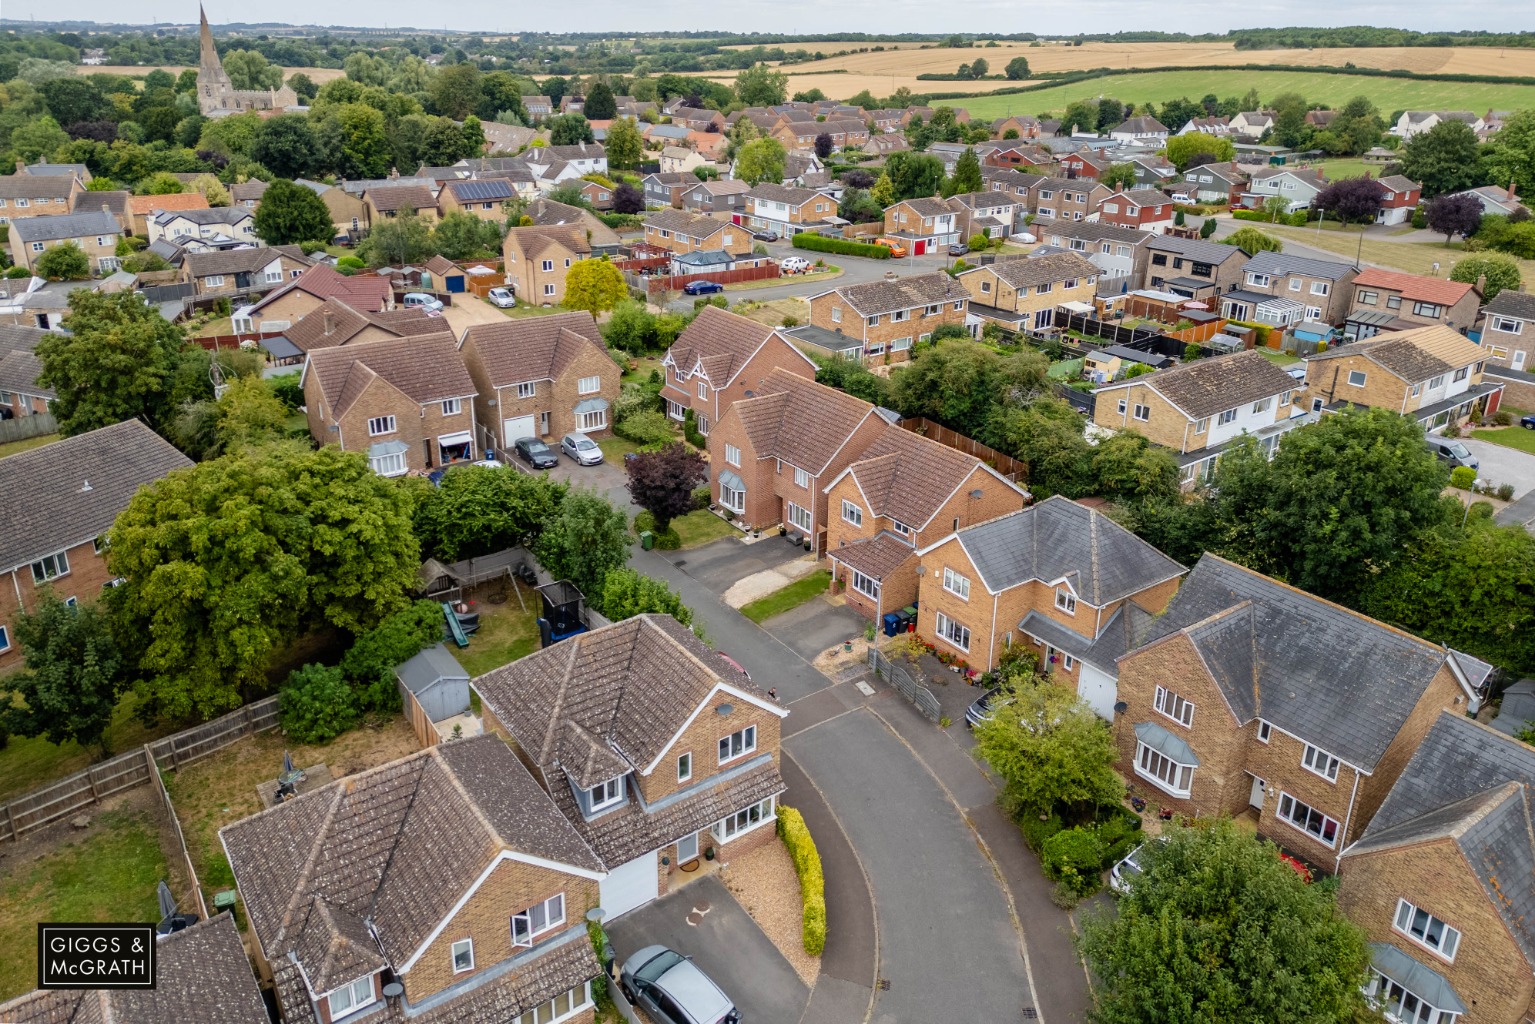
0, 1, 1517, 35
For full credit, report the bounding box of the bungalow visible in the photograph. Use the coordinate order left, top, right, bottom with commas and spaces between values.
958, 252, 1100, 333
862, 134, 912, 158
1109, 115, 1169, 143
1345, 269, 1481, 339
1444, 183, 1527, 218
1177, 116, 1233, 136
240, 264, 393, 334
807, 272, 970, 365
521, 94, 554, 120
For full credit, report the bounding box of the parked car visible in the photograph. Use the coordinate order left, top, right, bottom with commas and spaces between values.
948, 242, 970, 256
779, 256, 811, 274
752, 229, 779, 242
513, 436, 558, 470
403, 292, 444, 314
487, 287, 516, 308
1521, 414, 1535, 429
1424, 434, 1479, 471
560, 432, 604, 466
873, 237, 908, 258
1109, 842, 1153, 895
620, 946, 741, 1024
683, 280, 724, 295
964, 686, 1011, 728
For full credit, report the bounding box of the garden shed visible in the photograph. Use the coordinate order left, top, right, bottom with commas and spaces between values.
395, 643, 471, 723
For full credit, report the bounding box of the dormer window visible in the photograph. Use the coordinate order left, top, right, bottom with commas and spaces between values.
326, 977, 376, 1020
588, 776, 625, 812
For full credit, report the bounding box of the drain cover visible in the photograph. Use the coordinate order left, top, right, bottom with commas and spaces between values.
855, 681, 875, 696
878, 980, 891, 991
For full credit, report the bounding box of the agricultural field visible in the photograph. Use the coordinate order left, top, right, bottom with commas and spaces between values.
73, 64, 345, 83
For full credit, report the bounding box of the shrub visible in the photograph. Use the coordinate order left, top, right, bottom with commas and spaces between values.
1019, 811, 1065, 852
279, 663, 358, 744
791, 232, 891, 259
931, 323, 969, 343
1450, 465, 1476, 490
1443, 422, 1461, 438
654, 527, 682, 549
693, 485, 712, 511
1411, 207, 1428, 229
614, 409, 674, 446
633, 510, 657, 534
683, 409, 705, 449
1096, 806, 1143, 865
1498, 483, 1516, 501
1041, 825, 1107, 896
4, 265, 30, 279
1493, 410, 1514, 426
777, 806, 827, 955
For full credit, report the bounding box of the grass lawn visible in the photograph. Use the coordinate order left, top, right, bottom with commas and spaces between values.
741, 571, 832, 624
1472, 427, 1535, 456
620, 355, 664, 385
733, 297, 811, 329
0, 808, 165, 1000
499, 302, 570, 319
1260, 222, 1535, 281
1310, 158, 1374, 182
0, 691, 186, 803
599, 435, 642, 463
453, 592, 542, 677
1255, 348, 1301, 366
1047, 357, 1085, 380
0, 432, 60, 460
191, 316, 233, 338
671, 508, 741, 549
726, 266, 842, 293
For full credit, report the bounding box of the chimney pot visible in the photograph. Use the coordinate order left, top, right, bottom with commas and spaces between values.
324, 309, 335, 335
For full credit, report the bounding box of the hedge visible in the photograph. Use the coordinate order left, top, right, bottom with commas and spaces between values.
1232, 209, 1308, 227
792, 233, 892, 259
777, 806, 827, 956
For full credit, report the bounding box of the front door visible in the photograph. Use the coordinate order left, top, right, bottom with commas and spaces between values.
1249, 774, 1266, 809
539, 411, 550, 435
677, 831, 699, 864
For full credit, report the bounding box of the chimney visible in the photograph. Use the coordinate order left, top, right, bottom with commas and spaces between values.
14, 158, 23, 173
1477, 274, 1488, 295
1510, 181, 1519, 203
324, 309, 336, 335
102, 204, 111, 214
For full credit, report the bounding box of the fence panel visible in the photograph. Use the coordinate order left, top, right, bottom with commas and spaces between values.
0, 413, 58, 444
149, 745, 209, 919
868, 648, 942, 722
401, 687, 438, 750
896, 417, 1027, 484
1055, 384, 1096, 416
646, 264, 780, 295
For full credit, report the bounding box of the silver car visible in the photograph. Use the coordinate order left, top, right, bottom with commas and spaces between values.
560, 432, 604, 466
487, 287, 516, 308
619, 946, 740, 1024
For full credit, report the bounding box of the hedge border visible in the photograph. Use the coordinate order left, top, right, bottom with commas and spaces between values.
792, 233, 892, 259
777, 806, 827, 956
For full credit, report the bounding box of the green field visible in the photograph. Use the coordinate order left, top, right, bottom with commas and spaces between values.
954, 70, 1535, 120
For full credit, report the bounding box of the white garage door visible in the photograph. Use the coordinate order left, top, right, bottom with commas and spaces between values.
599, 852, 659, 920
1078, 663, 1118, 723
502, 415, 536, 446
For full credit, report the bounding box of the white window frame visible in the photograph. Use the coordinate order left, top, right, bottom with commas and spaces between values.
1276, 791, 1340, 848
793, 467, 810, 488
851, 570, 879, 600
841, 500, 863, 527
517, 382, 537, 399
511, 893, 566, 948
1132, 403, 1149, 422
0, 624, 9, 653
1135, 742, 1194, 797
577, 408, 607, 432
1364, 968, 1460, 1024
718, 724, 757, 764
787, 502, 812, 532
724, 443, 741, 467
717, 796, 776, 841
1348, 370, 1367, 387
1217, 408, 1238, 425
371, 451, 407, 477
367, 415, 397, 436
31, 550, 70, 584
891, 518, 912, 539
935, 611, 970, 652
441, 398, 462, 416
544, 283, 557, 297
451, 938, 475, 974
1302, 744, 1341, 782
1054, 587, 1076, 614
1251, 397, 1271, 414
1394, 899, 1461, 962
578, 375, 602, 395
205, 274, 226, 287
542, 259, 554, 272
1117, 398, 1127, 415
942, 567, 970, 601
1289, 278, 1304, 292
1490, 316, 1523, 335
720, 479, 745, 513
677, 752, 692, 782
326, 977, 376, 1020
1194, 417, 1209, 434
697, 380, 708, 399
1311, 281, 1330, 296
1154, 685, 1195, 727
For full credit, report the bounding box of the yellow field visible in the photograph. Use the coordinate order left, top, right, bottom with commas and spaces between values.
75, 64, 346, 84
699, 41, 1535, 98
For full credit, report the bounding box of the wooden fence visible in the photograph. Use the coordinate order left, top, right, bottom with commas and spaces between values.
0, 695, 281, 844
402, 687, 438, 750
193, 330, 287, 352
150, 746, 210, 919
645, 264, 780, 295
0, 412, 58, 444
1058, 312, 1161, 348
897, 417, 1028, 485
868, 648, 941, 722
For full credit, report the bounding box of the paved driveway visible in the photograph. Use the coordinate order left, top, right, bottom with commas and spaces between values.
437, 293, 510, 334
1462, 436, 1535, 499
606, 876, 810, 1024
669, 534, 809, 596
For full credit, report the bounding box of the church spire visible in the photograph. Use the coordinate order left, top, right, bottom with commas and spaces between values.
198, 4, 217, 65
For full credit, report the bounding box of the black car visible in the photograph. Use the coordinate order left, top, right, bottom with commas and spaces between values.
513, 436, 558, 469
752, 229, 779, 242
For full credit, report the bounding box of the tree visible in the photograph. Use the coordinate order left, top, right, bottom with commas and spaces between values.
1096, 98, 1125, 131
884, 151, 945, 201
9, 115, 70, 163
944, 146, 983, 197
1223, 226, 1283, 256
1098, 162, 1137, 191
40, 77, 111, 127
34, 242, 90, 281
1200, 216, 1218, 238
287, 72, 318, 102
563, 259, 628, 314
604, 116, 643, 171
339, 599, 443, 712
735, 64, 789, 107
253, 178, 334, 246
1312, 176, 1384, 225
600, 568, 694, 627
221, 50, 282, 91
1483, 109, 1535, 202
988, 399, 1094, 498
358, 209, 436, 268
1262, 194, 1290, 222
172, 373, 290, 460
412, 465, 567, 562
138, 171, 186, 196
542, 76, 569, 104
583, 81, 617, 120
1399, 119, 1483, 197
973, 681, 1121, 817
1426, 192, 1484, 244
431, 62, 481, 120
533, 489, 630, 607
970, 57, 990, 79
432, 212, 499, 260
1090, 431, 1180, 505
187, 172, 229, 208
813, 133, 833, 160
1, 595, 125, 755
461, 114, 485, 155
1079, 821, 1373, 1024
626, 442, 707, 532
108, 443, 420, 721
870, 171, 896, 208
735, 137, 787, 187
279, 663, 358, 744
1165, 132, 1235, 171
890, 340, 1048, 441
1450, 253, 1522, 300
322, 103, 390, 180
547, 113, 595, 146
613, 181, 645, 215
1004, 56, 1031, 80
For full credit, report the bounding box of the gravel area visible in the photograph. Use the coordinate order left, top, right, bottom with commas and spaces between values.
720, 838, 821, 986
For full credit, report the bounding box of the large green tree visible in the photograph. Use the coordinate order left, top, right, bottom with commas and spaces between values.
1482, 108, 1535, 202
433, 211, 501, 260
250, 114, 319, 179
1079, 821, 1373, 1024
107, 443, 420, 721
1450, 253, 1522, 300
253, 178, 335, 246
735, 64, 788, 107
533, 489, 630, 606
321, 103, 391, 180
358, 209, 436, 268
599, 568, 694, 627
1398, 118, 1483, 196
547, 113, 595, 146
943, 147, 983, 197
1, 594, 126, 755
431, 62, 482, 120
583, 81, 617, 120
221, 50, 282, 91
413, 464, 568, 561
890, 340, 1048, 441
734, 136, 787, 186
973, 680, 1121, 817
1165, 132, 1235, 171
1222, 226, 1283, 255
604, 116, 644, 171
884, 150, 945, 200
34, 242, 91, 281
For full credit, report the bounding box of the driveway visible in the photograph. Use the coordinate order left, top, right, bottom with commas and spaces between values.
437, 293, 509, 334
661, 243, 961, 313
662, 534, 809, 597
1462, 436, 1535, 498
606, 876, 810, 1024
761, 598, 868, 664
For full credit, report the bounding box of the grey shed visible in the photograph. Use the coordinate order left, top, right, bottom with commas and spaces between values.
395, 643, 471, 722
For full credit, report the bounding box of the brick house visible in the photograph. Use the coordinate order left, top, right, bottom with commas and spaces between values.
1477, 289, 1535, 373
806, 272, 970, 365
991, 115, 1043, 139
0, 172, 82, 227
882, 197, 963, 252
709, 367, 888, 543
8, 210, 121, 275
71, 188, 131, 234
1371, 174, 1423, 226
241, 264, 392, 332
911, 496, 1185, 677
1344, 269, 1481, 339
221, 736, 607, 1024
362, 184, 440, 230
1092, 349, 1306, 485
124, 192, 209, 237
659, 305, 816, 435
295, 178, 370, 239
1057, 151, 1110, 181
0, 421, 192, 667
1115, 554, 1485, 872
771, 119, 869, 150
823, 428, 1028, 622
1299, 324, 1502, 429
502, 225, 592, 306
981, 169, 1051, 210
671, 106, 725, 132
276, 300, 449, 362
522, 94, 554, 120
945, 191, 1021, 240
742, 184, 840, 238
1218, 250, 1359, 327
1043, 222, 1153, 282
180, 245, 311, 298
1031, 178, 1112, 225
575, 179, 614, 212
1338, 713, 1535, 1024
437, 178, 517, 221
473, 614, 789, 919
958, 252, 1100, 333
229, 179, 267, 209
303, 333, 479, 476
458, 310, 618, 452
1097, 188, 1177, 234
0, 325, 52, 419
1143, 235, 1251, 300
642, 209, 750, 256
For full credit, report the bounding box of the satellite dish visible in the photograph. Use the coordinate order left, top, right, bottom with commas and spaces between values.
1113, 701, 1129, 714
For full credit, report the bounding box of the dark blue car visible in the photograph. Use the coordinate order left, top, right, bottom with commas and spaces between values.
1522, 414, 1535, 430
683, 280, 724, 295
514, 437, 559, 469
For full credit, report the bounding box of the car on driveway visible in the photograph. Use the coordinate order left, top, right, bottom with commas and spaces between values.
402, 292, 444, 314
683, 280, 724, 295
873, 237, 908, 258
560, 432, 604, 466
752, 229, 779, 242
948, 242, 970, 256
487, 287, 516, 308
513, 436, 558, 469
620, 945, 741, 1024
964, 686, 1011, 728
779, 256, 811, 274
1522, 414, 1535, 429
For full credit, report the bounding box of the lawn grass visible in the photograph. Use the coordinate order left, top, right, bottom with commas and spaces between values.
0, 432, 60, 460
598, 435, 642, 464
453, 592, 542, 677
620, 355, 664, 385
1255, 348, 1301, 366
732, 297, 812, 329
1260, 222, 1535, 281
740, 571, 832, 624
0, 691, 186, 803
671, 508, 741, 549
499, 302, 570, 319
1472, 427, 1535, 456
1310, 158, 1373, 182
192, 316, 233, 338
0, 808, 166, 1000
1047, 357, 1085, 380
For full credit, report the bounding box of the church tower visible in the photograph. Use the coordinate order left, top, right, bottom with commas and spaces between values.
196, 5, 235, 114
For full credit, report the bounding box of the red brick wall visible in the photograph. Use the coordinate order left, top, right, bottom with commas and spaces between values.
0, 540, 114, 666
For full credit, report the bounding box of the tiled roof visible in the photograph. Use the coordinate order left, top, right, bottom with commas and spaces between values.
125, 192, 209, 216
744, 183, 829, 207
505, 223, 591, 261
222, 736, 602, 988
948, 495, 1185, 604
1351, 268, 1475, 306
1146, 234, 1247, 263
72, 189, 129, 217
443, 178, 516, 202
229, 180, 268, 203
665, 305, 776, 387
645, 208, 728, 236
831, 532, 918, 580
1483, 289, 1535, 321
284, 299, 445, 353
423, 254, 459, 277
985, 252, 1101, 289
365, 184, 437, 213
1044, 222, 1151, 246
460, 311, 606, 388
339, 176, 437, 196
1305, 324, 1485, 382
1127, 349, 1298, 419
897, 196, 953, 218
1135, 555, 1455, 769
731, 367, 880, 474
150, 206, 252, 228
10, 210, 119, 242
0, 349, 50, 399
947, 191, 1017, 211
828, 271, 968, 317
0, 175, 77, 200
841, 428, 1013, 529
184, 244, 308, 278
1375, 174, 1420, 193
1113, 115, 1169, 134
0, 420, 192, 574
1114, 188, 1174, 209
258, 264, 391, 313
307, 334, 475, 417
1243, 249, 1357, 281
0, 324, 49, 359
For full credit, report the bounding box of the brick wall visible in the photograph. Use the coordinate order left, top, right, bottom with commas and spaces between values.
11, 235, 118, 274
546, 345, 621, 440
712, 339, 817, 422
1301, 353, 1412, 413
1487, 371, 1535, 409
633, 698, 781, 806
0, 541, 114, 666
308, 374, 478, 472
254, 289, 323, 330
1092, 383, 1196, 451
439, 193, 507, 223
503, 240, 583, 305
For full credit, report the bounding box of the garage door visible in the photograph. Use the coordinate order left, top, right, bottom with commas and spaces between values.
912, 239, 927, 256
502, 415, 536, 445
599, 852, 659, 920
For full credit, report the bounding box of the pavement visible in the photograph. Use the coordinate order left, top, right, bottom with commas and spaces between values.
1461, 436, 1535, 499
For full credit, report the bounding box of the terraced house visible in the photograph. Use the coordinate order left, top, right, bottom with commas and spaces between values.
1143, 234, 1251, 301
806, 272, 970, 365
474, 614, 789, 919
742, 184, 840, 238
221, 736, 608, 1024
958, 252, 1099, 333
1299, 324, 1502, 429
1092, 349, 1305, 485
0, 165, 82, 224
642, 209, 751, 256
659, 305, 815, 435
8, 209, 121, 275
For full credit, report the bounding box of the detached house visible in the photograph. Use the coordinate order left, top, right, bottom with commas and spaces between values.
0, 169, 82, 225
947, 191, 1021, 240
882, 196, 962, 252
1230, 110, 1276, 139
1109, 115, 1169, 143
824, 428, 1028, 623
912, 497, 1185, 677
458, 310, 618, 452
503, 225, 592, 306
303, 333, 479, 476
181, 245, 310, 298
1175, 163, 1248, 205
1478, 289, 1535, 373
0, 421, 192, 667
642, 209, 750, 256
271, 299, 448, 363
1243, 168, 1327, 213
1300, 323, 1501, 429
1345, 269, 1481, 339
743, 184, 839, 238
660, 305, 815, 435
1391, 110, 1484, 140
1143, 234, 1251, 300
1220, 250, 1358, 327
1370, 174, 1423, 225
1114, 554, 1483, 871
362, 184, 440, 230
806, 272, 970, 364
474, 614, 789, 919
1044, 222, 1152, 282
222, 736, 608, 1024
1092, 349, 1305, 485
959, 252, 1100, 333
7, 209, 120, 275
1098, 188, 1178, 234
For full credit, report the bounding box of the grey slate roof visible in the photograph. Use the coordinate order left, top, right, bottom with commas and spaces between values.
396, 643, 468, 694
0, 349, 50, 399
1243, 249, 1357, 281
1119, 349, 1298, 420
829, 271, 968, 317
980, 252, 1100, 290
10, 210, 118, 243
785, 323, 860, 353
1483, 289, 1535, 322
1491, 678, 1535, 736
950, 495, 1185, 603
1045, 222, 1152, 246
0, 420, 192, 574
1146, 234, 1245, 264
184, 244, 308, 278
1136, 555, 1459, 770
150, 206, 252, 227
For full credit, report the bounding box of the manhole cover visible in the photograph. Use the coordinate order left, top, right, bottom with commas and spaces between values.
694, 899, 711, 912
855, 681, 875, 696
